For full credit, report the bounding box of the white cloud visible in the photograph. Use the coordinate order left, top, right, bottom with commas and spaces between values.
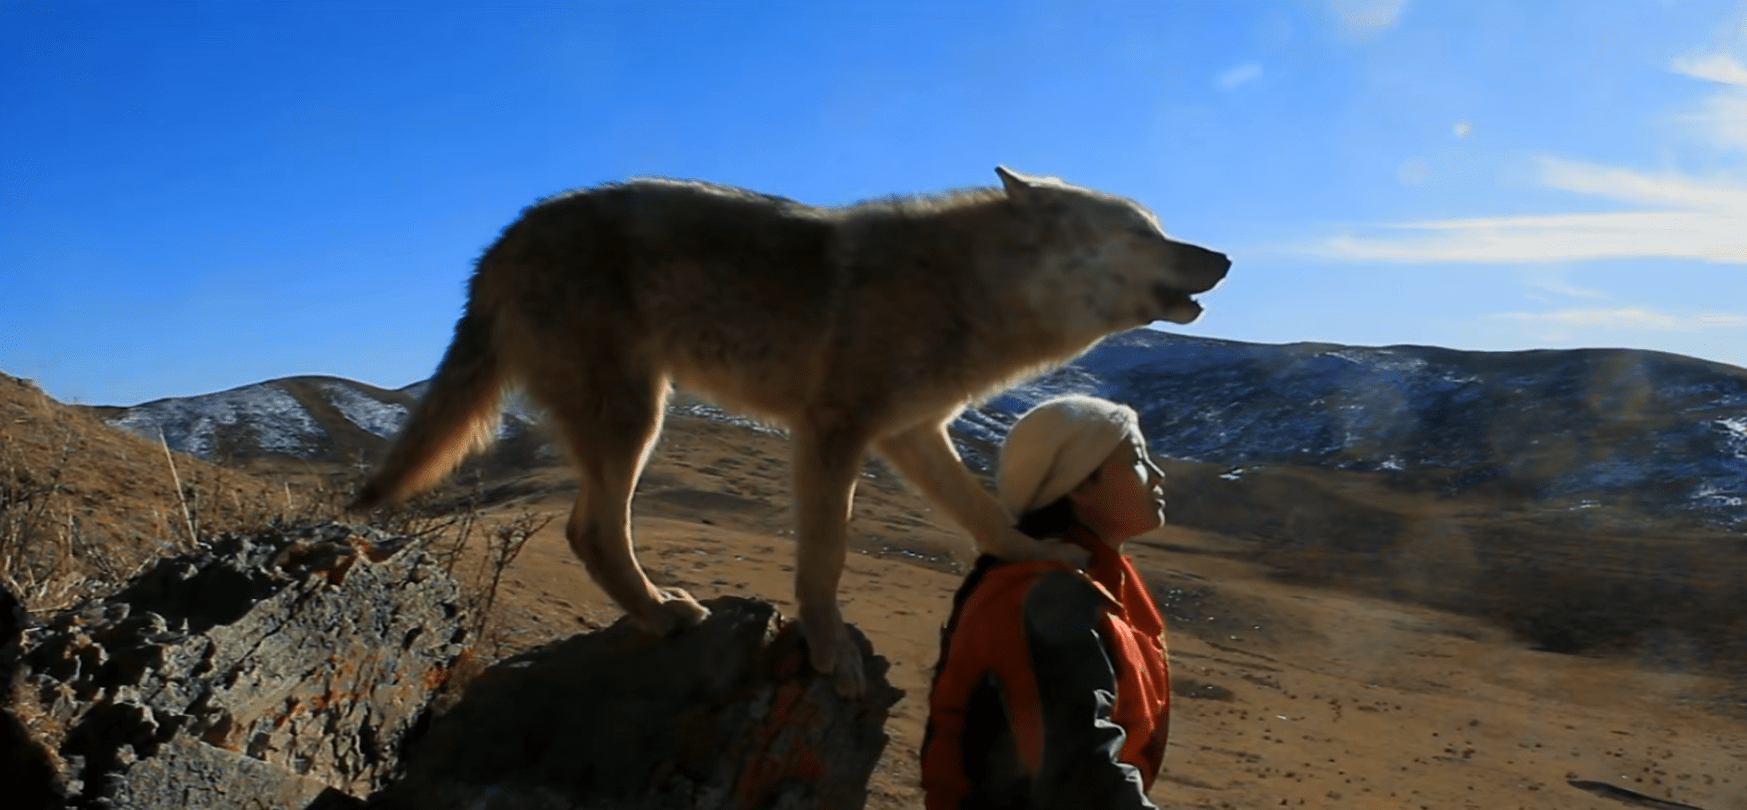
1314, 207, 1747, 263
1539, 156, 1747, 210
1522, 268, 1610, 299
1673, 53, 1747, 87
1308, 156, 1747, 264
1332, 0, 1406, 35
1491, 307, 1745, 332
1305, 50, 1747, 265
1672, 53, 1747, 150
1681, 92, 1747, 150
1216, 62, 1263, 90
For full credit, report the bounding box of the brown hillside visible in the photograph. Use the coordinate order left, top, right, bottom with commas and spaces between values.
0, 372, 323, 607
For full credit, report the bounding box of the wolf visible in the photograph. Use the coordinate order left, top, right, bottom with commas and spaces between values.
353, 166, 1229, 695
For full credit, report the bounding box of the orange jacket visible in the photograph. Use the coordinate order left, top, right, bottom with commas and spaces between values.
922, 527, 1171, 809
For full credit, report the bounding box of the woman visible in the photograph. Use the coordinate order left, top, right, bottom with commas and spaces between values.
921, 395, 1172, 810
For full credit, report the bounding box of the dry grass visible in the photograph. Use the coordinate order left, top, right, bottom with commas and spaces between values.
0, 421, 116, 607
0, 416, 346, 610
361, 475, 553, 658
0, 372, 539, 649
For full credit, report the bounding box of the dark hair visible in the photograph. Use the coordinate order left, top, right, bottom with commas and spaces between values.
1014, 495, 1077, 539
1012, 456, 1106, 540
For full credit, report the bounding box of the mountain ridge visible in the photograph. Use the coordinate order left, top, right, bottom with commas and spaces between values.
88, 329, 1747, 529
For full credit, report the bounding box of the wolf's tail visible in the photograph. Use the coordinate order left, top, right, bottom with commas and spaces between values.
352, 307, 507, 509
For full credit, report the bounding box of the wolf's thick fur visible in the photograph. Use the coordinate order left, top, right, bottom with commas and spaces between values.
354, 166, 1229, 695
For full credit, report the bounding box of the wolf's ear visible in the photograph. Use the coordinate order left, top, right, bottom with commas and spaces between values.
995, 165, 1045, 201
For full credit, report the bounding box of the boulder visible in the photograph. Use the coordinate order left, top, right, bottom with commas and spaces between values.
7, 522, 469, 808
7, 525, 902, 810
376, 596, 902, 810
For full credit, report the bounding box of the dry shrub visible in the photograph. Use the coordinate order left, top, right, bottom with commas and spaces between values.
0, 428, 349, 611
2, 373, 551, 665
0, 424, 108, 607
368, 476, 552, 658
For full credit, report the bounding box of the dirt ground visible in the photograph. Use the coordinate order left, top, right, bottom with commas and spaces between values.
462, 411, 1747, 810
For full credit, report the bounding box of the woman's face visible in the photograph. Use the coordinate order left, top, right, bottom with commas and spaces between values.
1069, 434, 1166, 544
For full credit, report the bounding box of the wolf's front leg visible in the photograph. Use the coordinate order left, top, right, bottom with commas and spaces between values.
876, 421, 1091, 567
791, 424, 869, 698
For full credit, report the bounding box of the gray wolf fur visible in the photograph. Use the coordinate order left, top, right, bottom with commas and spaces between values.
353, 166, 1230, 695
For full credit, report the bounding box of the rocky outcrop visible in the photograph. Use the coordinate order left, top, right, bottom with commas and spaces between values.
378, 596, 902, 810
7, 522, 468, 808
5, 528, 900, 810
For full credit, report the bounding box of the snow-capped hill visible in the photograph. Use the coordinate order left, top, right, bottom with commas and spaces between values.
106, 380, 328, 459
958, 329, 1747, 527
97, 328, 1747, 527
100, 376, 543, 464
318, 379, 411, 439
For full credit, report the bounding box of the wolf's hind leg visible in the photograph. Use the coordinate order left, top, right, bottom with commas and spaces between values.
544, 371, 707, 635
791, 421, 869, 698
876, 420, 1090, 566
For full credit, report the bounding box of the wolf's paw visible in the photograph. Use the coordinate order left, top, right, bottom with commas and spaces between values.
802, 616, 867, 698
632, 588, 711, 635
981, 528, 1092, 568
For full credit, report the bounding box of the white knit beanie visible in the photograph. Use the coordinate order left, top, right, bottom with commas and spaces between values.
996, 395, 1144, 517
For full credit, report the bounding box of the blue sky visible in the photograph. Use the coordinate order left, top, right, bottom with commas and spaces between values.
2, 0, 1744, 407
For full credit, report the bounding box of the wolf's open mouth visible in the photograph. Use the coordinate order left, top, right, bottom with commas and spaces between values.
1152, 285, 1204, 324
1152, 284, 1200, 309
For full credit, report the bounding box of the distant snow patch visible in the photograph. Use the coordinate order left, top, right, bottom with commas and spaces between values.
498, 391, 547, 439
320, 382, 409, 438
1716, 417, 1747, 459
107, 383, 323, 459
672, 401, 786, 437
1319, 349, 1427, 374
1692, 485, 1744, 508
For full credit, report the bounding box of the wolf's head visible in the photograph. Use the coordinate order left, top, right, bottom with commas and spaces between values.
995, 165, 1230, 331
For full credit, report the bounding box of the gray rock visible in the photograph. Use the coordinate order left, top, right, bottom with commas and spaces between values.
375, 596, 901, 810
101, 738, 358, 810
9, 527, 904, 810
9, 522, 468, 807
